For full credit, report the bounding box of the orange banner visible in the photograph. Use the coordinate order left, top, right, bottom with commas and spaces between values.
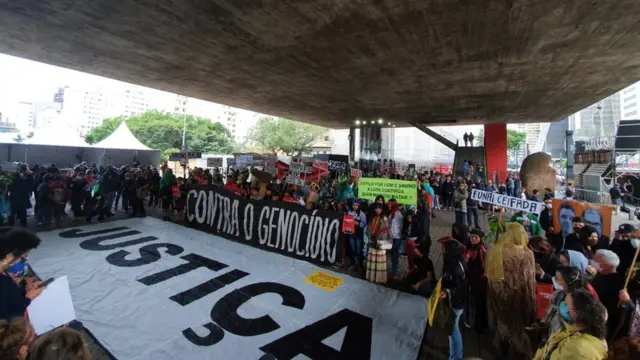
551, 199, 613, 239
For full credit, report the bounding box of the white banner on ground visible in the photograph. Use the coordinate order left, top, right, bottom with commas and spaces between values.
470, 189, 544, 214
33, 218, 426, 360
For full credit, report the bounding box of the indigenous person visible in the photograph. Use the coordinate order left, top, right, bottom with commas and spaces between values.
486, 223, 537, 359
366, 204, 390, 284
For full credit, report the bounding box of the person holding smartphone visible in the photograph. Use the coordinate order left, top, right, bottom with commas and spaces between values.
0, 228, 45, 320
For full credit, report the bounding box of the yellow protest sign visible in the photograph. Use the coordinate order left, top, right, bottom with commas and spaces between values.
427, 279, 442, 327
304, 271, 344, 292
358, 178, 418, 205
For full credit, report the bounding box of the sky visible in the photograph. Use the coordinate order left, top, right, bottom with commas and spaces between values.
0, 53, 137, 112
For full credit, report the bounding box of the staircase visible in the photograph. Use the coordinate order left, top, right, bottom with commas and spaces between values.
453, 146, 487, 178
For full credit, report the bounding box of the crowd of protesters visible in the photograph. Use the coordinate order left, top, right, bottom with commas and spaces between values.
2, 158, 640, 360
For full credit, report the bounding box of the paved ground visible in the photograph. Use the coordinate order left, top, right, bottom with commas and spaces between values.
26, 204, 495, 360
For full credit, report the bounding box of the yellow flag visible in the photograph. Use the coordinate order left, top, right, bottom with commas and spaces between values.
427, 279, 442, 327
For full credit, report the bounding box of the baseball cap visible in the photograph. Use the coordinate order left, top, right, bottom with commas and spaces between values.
618, 223, 636, 234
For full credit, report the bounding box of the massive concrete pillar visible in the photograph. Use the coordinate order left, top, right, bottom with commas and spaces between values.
484, 123, 508, 183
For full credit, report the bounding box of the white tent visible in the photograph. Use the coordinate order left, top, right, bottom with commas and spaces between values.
23, 125, 89, 147
93, 121, 152, 150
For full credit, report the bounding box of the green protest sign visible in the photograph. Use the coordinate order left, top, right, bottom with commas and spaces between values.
358, 178, 417, 205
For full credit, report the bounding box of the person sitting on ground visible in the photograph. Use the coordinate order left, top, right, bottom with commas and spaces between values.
591, 249, 626, 343
530, 236, 562, 284
0, 318, 36, 360
533, 289, 608, 360
0, 228, 44, 320
29, 327, 91, 360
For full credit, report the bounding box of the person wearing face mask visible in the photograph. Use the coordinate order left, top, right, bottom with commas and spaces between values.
609, 224, 639, 276
534, 289, 608, 360
539, 193, 554, 234
530, 237, 562, 284
615, 261, 640, 339
591, 249, 626, 342
0, 228, 44, 320
534, 267, 594, 341
562, 216, 585, 254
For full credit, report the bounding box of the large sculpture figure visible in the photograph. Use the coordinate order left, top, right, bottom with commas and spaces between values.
519, 152, 556, 197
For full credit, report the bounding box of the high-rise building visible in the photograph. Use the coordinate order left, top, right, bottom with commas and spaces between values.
54, 86, 108, 134
571, 92, 620, 140
621, 83, 640, 120
10, 101, 35, 132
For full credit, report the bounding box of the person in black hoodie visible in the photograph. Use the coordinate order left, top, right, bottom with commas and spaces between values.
0, 228, 43, 320
560, 216, 585, 254
439, 240, 467, 360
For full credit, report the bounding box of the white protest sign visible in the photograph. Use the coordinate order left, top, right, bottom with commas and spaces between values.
287, 162, 306, 186
206, 157, 223, 168
27, 276, 76, 335
470, 189, 544, 214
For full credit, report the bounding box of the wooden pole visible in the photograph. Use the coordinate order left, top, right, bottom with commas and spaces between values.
624, 245, 640, 289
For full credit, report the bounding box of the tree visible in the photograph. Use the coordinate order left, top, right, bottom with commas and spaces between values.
475, 130, 484, 146
85, 110, 235, 154
13, 134, 24, 143
507, 129, 527, 163
247, 117, 327, 156
161, 148, 181, 162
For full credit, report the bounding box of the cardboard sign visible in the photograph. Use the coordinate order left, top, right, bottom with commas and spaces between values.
358, 178, 418, 205
287, 162, 306, 186
470, 189, 544, 214
304, 271, 344, 292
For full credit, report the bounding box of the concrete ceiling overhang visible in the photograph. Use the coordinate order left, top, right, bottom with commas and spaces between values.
2, 1, 640, 128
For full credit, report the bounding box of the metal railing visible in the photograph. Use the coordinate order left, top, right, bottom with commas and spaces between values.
571, 188, 612, 205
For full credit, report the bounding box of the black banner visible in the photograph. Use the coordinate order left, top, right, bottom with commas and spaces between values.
185, 186, 343, 266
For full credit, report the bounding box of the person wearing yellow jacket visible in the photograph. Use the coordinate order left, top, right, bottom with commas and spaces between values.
533, 288, 608, 360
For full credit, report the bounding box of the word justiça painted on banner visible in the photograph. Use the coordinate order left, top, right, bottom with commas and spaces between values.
185, 186, 343, 266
